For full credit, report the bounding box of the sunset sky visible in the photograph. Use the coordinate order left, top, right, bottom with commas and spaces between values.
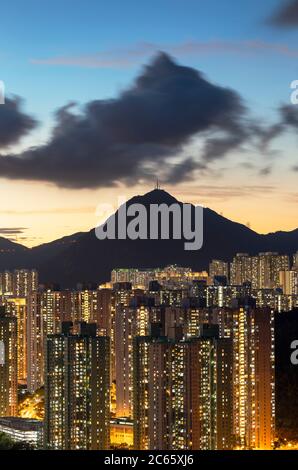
0, 0, 298, 246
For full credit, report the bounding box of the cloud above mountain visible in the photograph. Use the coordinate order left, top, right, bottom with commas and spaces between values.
0, 53, 253, 188
0, 53, 296, 189
269, 0, 298, 27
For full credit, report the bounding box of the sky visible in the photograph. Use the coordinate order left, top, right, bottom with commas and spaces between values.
0, 0, 298, 246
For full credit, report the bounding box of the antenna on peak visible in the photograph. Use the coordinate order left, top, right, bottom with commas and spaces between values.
155, 178, 161, 190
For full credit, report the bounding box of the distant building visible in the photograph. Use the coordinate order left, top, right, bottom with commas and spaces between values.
0, 269, 38, 297
111, 269, 140, 285
293, 251, 298, 271
279, 270, 298, 295
110, 418, 133, 448
230, 252, 290, 289
0, 271, 13, 295
13, 269, 38, 297
230, 253, 253, 286
0, 417, 43, 447
209, 260, 229, 283
258, 253, 289, 289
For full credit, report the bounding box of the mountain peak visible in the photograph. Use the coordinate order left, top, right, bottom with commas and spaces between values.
128, 188, 179, 206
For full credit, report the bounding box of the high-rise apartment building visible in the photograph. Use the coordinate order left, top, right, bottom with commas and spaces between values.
111, 269, 140, 285
13, 269, 38, 297
52, 290, 73, 325
26, 285, 117, 393
115, 307, 135, 418
110, 283, 134, 387
91, 288, 112, 336
0, 307, 18, 416
0, 268, 38, 297
230, 253, 253, 286
133, 327, 233, 450
229, 303, 275, 449
279, 270, 298, 295
203, 301, 276, 449
27, 289, 64, 392
27, 293, 44, 393
0, 271, 13, 295
293, 251, 298, 271
230, 252, 289, 290
44, 322, 110, 450
115, 302, 150, 417
209, 260, 229, 283
5, 297, 27, 384
258, 253, 289, 289
253, 308, 275, 450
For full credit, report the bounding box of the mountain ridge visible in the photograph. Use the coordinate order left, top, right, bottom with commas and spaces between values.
0, 189, 297, 287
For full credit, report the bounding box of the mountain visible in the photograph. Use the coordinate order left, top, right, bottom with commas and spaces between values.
0, 189, 297, 287
30, 232, 85, 265
0, 232, 84, 272
0, 236, 30, 268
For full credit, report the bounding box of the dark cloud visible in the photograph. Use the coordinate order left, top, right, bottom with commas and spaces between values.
280, 104, 298, 127
202, 130, 247, 162
254, 104, 298, 174
264, 104, 298, 141
0, 97, 37, 149
252, 122, 284, 153
270, 0, 298, 26
0, 53, 253, 188
164, 158, 207, 184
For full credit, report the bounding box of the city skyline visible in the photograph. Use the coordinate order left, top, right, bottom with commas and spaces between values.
0, 0, 298, 246
1, 260, 291, 450
1, 0, 298, 457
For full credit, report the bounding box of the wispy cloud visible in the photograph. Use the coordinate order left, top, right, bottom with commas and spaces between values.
0, 206, 94, 215
284, 191, 298, 204
30, 40, 298, 68
176, 185, 276, 203
0, 227, 27, 235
